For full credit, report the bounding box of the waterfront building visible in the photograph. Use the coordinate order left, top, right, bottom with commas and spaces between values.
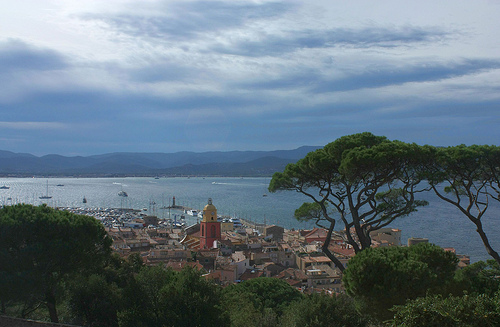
220, 219, 234, 232
408, 237, 429, 246
370, 227, 402, 246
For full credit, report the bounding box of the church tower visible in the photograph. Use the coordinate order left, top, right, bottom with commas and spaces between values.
199, 198, 221, 249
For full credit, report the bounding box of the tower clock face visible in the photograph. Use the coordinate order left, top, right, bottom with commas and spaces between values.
211, 211, 215, 215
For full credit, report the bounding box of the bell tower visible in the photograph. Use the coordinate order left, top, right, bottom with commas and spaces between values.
199, 198, 221, 249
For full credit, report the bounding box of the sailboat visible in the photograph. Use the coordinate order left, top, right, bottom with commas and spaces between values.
40, 180, 52, 200
39, 180, 52, 199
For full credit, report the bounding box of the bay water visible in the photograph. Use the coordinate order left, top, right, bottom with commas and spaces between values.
0, 177, 499, 263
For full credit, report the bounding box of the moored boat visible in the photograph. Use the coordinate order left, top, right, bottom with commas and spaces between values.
39, 180, 52, 199
187, 209, 198, 216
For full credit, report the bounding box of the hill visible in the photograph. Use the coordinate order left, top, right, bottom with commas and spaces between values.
0, 146, 321, 177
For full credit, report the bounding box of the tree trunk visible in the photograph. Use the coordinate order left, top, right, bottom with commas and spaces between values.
358, 227, 372, 250
474, 219, 500, 266
322, 223, 345, 272
45, 291, 58, 323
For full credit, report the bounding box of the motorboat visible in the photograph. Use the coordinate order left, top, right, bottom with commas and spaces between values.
187, 209, 198, 216
230, 218, 243, 228
0, 185, 9, 189
118, 191, 128, 197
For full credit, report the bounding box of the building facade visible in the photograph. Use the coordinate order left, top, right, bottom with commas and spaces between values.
199, 198, 221, 249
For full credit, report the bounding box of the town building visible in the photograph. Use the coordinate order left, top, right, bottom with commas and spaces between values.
199, 198, 221, 249
371, 227, 402, 246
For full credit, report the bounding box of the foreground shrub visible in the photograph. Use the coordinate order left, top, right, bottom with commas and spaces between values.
280, 293, 370, 327
389, 292, 500, 326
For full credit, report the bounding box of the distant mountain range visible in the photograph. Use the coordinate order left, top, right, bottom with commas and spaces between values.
0, 146, 321, 177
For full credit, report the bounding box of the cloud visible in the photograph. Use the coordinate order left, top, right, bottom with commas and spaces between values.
82, 1, 292, 41
0, 0, 499, 155
0, 121, 68, 130
211, 26, 450, 57
0, 39, 68, 72
236, 59, 500, 94
312, 59, 500, 93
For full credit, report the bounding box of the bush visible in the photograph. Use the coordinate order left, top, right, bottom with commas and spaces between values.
343, 243, 458, 321
389, 292, 500, 326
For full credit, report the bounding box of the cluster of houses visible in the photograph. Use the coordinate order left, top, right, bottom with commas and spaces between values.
103, 199, 470, 295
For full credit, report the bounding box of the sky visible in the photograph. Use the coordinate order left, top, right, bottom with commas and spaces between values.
0, 0, 499, 156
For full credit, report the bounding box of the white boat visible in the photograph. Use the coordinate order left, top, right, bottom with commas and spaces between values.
172, 214, 186, 228
0, 185, 9, 189
187, 209, 198, 216
230, 218, 243, 228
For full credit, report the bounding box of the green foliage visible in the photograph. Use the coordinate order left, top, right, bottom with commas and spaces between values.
67, 274, 121, 327
0, 204, 112, 322
164, 265, 225, 327
222, 277, 302, 326
269, 133, 429, 271
119, 265, 225, 327
455, 260, 500, 296
425, 144, 500, 265
280, 293, 370, 327
294, 202, 325, 222
389, 293, 500, 327
343, 243, 458, 321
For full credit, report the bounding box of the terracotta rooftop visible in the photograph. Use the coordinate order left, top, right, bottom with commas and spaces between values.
239, 269, 264, 281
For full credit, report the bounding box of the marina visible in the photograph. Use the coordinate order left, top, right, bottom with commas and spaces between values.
0, 176, 499, 262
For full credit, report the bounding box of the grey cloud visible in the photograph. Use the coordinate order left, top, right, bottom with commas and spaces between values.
0, 39, 68, 72
127, 61, 195, 83
398, 99, 500, 120
4, 86, 269, 123
84, 1, 291, 41
239, 59, 500, 93
210, 26, 449, 57
312, 59, 500, 93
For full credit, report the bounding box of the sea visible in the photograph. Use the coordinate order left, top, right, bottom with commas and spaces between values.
0, 177, 499, 263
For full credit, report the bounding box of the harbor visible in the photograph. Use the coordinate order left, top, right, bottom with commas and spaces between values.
0, 176, 500, 263
58, 205, 256, 232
